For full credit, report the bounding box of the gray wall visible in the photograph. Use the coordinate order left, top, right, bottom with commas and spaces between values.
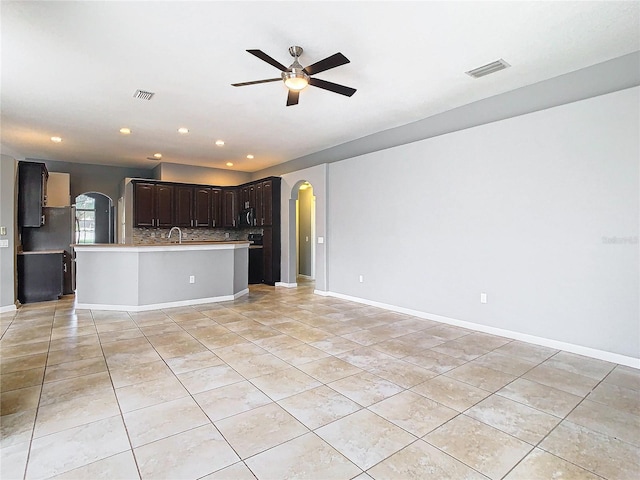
37, 159, 153, 204
156, 162, 251, 186
327, 87, 639, 358
0, 155, 17, 310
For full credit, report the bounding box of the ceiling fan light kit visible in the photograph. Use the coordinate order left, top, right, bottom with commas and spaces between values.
232, 45, 356, 106
282, 71, 309, 91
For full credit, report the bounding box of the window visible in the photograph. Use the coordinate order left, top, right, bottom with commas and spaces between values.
75, 194, 96, 244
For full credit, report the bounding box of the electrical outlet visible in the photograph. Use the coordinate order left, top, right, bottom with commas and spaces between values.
0, 239, 8, 248
359, 275, 364, 283
189, 275, 195, 284
480, 292, 487, 304
0, 226, 6, 235
225, 232, 230, 239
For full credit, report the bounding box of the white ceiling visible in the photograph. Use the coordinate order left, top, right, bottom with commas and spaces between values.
1, 1, 638, 173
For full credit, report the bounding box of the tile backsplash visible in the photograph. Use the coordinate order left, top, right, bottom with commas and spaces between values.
132, 227, 263, 244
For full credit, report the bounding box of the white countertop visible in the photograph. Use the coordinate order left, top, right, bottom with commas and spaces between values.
72, 241, 250, 253
18, 250, 65, 255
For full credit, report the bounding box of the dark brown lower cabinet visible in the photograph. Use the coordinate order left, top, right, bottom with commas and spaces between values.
262, 227, 280, 286
17, 251, 64, 303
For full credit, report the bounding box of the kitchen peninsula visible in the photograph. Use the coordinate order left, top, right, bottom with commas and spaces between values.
74, 241, 249, 311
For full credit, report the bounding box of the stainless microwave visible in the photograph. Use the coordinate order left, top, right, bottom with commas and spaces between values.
238, 207, 255, 227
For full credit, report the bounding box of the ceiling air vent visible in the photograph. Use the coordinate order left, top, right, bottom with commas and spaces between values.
133, 89, 155, 100
465, 59, 510, 79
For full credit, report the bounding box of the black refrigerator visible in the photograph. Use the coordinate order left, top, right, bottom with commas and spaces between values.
21, 206, 76, 295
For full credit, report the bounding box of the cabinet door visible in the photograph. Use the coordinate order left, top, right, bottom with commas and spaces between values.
155, 184, 175, 227
262, 180, 273, 226
240, 186, 250, 210
17, 253, 63, 303
194, 187, 211, 227
18, 162, 48, 227
222, 188, 238, 227
249, 184, 257, 211
255, 182, 263, 226
262, 227, 273, 284
211, 188, 222, 227
175, 186, 194, 227
133, 182, 155, 227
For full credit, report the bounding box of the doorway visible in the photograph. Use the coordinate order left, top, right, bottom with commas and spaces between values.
75, 192, 114, 244
296, 182, 316, 280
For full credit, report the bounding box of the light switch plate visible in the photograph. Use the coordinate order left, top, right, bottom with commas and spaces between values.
317, 237, 324, 244
0, 239, 9, 248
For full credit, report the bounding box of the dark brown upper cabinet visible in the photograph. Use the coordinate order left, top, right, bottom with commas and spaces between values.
194, 187, 212, 227
222, 188, 238, 228
133, 181, 174, 227
174, 185, 194, 227
18, 161, 49, 227
262, 179, 274, 226
211, 188, 222, 227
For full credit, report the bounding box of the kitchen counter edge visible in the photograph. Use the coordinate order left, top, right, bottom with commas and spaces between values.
72, 241, 250, 252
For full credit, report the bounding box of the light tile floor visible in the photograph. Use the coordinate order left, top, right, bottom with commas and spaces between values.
1, 280, 639, 479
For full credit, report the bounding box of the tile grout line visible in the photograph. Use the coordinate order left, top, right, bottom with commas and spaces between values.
19, 301, 57, 480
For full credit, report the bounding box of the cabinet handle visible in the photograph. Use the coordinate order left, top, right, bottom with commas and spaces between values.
63, 263, 67, 272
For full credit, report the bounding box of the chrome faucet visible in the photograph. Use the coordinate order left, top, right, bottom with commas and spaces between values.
167, 226, 182, 244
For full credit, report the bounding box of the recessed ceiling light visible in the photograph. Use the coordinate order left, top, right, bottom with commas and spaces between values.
178, 127, 189, 134
119, 128, 131, 134
51, 136, 62, 143
226, 162, 233, 167
153, 153, 162, 159
215, 140, 225, 147
246, 154, 254, 159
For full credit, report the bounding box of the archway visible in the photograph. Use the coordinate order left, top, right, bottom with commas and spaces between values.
75, 192, 114, 244
287, 180, 317, 287
297, 182, 316, 280
279, 165, 327, 291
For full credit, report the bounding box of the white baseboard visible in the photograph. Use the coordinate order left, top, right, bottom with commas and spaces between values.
0, 304, 17, 314
275, 282, 298, 288
321, 290, 640, 369
77, 289, 249, 312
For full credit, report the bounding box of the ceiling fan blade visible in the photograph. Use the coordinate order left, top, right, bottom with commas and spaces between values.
309, 77, 357, 97
286, 90, 300, 106
247, 49, 288, 72
231, 78, 281, 87
303, 53, 350, 76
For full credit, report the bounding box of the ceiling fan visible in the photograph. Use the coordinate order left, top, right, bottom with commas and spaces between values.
231, 46, 356, 106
